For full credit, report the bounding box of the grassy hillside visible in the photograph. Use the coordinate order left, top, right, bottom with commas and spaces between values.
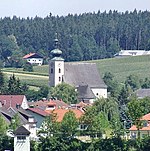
93, 55, 150, 83
2, 55, 150, 86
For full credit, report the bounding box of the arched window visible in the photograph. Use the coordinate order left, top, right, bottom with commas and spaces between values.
59, 77, 61, 81
59, 68, 61, 73
51, 68, 53, 73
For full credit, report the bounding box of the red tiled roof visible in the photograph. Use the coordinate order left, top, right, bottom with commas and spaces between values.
45, 108, 84, 122
27, 108, 49, 117
77, 101, 89, 107
141, 113, 150, 121
30, 99, 69, 109
23, 53, 36, 59
0, 95, 25, 109
47, 100, 56, 106
129, 113, 150, 131
129, 124, 150, 131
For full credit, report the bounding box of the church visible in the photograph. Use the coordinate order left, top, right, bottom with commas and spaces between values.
49, 38, 107, 102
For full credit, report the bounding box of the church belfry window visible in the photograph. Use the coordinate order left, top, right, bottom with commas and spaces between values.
59, 77, 61, 81
51, 68, 53, 73
59, 68, 61, 73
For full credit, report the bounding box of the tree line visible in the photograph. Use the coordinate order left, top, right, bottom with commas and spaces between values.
0, 9, 150, 66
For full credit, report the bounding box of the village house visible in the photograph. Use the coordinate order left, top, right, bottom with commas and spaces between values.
27, 99, 84, 127
23, 52, 43, 66
49, 38, 107, 102
0, 95, 37, 139
129, 113, 150, 139
0, 95, 29, 109
135, 88, 150, 99
14, 126, 30, 151
114, 50, 150, 58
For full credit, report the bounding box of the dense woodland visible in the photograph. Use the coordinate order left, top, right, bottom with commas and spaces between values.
0, 10, 150, 66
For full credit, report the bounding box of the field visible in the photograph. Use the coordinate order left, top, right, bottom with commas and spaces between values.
2, 55, 150, 87
93, 55, 150, 83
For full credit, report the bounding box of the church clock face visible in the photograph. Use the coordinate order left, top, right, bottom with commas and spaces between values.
58, 63, 61, 67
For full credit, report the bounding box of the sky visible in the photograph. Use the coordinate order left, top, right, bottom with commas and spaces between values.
0, 0, 150, 18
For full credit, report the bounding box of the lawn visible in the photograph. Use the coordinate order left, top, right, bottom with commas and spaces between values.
3, 55, 150, 86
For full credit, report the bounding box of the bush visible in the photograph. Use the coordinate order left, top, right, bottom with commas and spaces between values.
23, 62, 33, 72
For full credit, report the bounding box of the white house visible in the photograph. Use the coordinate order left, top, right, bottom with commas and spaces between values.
115, 50, 150, 57
49, 38, 107, 101
23, 53, 43, 66
14, 126, 30, 151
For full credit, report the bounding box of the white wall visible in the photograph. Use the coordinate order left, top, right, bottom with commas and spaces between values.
21, 96, 29, 109
26, 58, 43, 66
14, 135, 30, 151
91, 88, 107, 98
49, 60, 64, 87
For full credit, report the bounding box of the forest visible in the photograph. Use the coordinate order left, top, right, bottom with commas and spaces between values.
0, 9, 150, 66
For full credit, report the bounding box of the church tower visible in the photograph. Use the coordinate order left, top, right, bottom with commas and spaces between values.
49, 35, 64, 87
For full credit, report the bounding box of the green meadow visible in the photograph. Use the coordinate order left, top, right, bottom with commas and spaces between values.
2, 55, 150, 87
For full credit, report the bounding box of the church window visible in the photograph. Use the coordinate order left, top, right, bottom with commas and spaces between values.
51, 68, 53, 73
59, 77, 61, 81
59, 68, 61, 73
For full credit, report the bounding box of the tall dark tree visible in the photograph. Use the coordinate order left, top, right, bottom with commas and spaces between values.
8, 74, 23, 94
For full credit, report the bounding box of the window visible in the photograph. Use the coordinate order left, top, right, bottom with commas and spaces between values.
17, 136, 26, 140
96, 93, 99, 96
51, 68, 53, 73
59, 77, 61, 81
59, 68, 61, 73
143, 121, 148, 127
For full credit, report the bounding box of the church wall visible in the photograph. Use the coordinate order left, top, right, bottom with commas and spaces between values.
49, 60, 64, 87
91, 88, 107, 98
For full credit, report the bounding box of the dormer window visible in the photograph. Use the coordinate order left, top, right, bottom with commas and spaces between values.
143, 121, 148, 127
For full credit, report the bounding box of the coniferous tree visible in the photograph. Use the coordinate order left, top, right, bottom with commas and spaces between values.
8, 74, 23, 94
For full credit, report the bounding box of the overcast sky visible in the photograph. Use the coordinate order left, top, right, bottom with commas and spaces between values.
0, 0, 150, 18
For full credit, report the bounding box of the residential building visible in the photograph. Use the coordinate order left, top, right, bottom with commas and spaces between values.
115, 50, 150, 57
14, 126, 30, 151
0, 95, 29, 109
23, 53, 43, 66
135, 89, 150, 99
129, 113, 150, 139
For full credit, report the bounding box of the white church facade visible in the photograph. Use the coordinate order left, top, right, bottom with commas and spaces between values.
49, 38, 107, 101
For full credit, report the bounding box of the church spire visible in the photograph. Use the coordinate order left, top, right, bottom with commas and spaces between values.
50, 33, 64, 61
54, 33, 59, 49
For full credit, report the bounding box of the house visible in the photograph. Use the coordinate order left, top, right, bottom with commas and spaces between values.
27, 99, 70, 128
49, 38, 107, 101
26, 108, 49, 129
23, 53, 43, 66
114, 50, 150, 58
0, 107, 37, 139
28, 99, 69, 110
0, 95, 29, 109
135, 89, 150, 99
14, 126, 30, 151
45, 108, 84, 122
129, 113, 150, 139
27, 99, 83, 124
